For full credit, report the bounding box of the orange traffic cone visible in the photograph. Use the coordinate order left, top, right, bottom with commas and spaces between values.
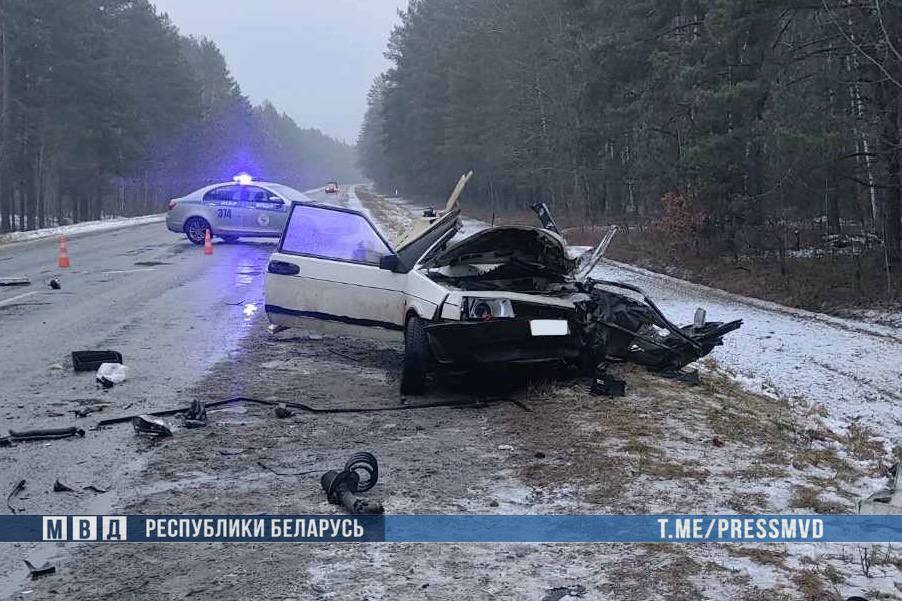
204, 229, 213, 255
58, 236, 71, 268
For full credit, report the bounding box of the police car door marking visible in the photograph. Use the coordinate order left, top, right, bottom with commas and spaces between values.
217, 208, 232, 219
258, 213, 271, 227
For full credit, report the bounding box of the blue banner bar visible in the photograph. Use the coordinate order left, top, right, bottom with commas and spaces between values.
2, 515, 902, 543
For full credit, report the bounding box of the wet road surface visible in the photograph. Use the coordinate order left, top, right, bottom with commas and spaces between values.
0, 188, 334, 595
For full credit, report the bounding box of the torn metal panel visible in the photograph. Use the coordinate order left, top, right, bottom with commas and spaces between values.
576, 280, 743, 372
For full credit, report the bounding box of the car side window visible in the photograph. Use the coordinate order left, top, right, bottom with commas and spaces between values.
203, 185, 242, 203
281, 205, 392, 266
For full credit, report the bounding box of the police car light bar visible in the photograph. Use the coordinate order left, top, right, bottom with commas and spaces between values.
233, 173, 253, 186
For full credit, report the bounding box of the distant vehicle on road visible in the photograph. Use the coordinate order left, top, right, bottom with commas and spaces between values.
325, 182, 339, 194
166, 175, 312, 244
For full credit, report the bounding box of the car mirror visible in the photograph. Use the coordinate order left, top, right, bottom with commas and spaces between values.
379, 254, 403, 273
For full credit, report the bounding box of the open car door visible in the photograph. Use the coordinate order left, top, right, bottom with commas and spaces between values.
265, 204, 407, 330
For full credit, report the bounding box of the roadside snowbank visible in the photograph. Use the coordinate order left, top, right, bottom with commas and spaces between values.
0, 214, 165, 246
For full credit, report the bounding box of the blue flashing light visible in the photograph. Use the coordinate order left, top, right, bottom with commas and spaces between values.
233, 173, 254, 186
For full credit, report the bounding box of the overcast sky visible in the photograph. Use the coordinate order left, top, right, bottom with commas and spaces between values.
152, 0, 408, 143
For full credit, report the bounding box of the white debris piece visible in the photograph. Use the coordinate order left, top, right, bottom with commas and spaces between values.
96, 363, 129, 386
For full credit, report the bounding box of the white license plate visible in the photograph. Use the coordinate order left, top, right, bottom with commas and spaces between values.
529, 320, 569, 336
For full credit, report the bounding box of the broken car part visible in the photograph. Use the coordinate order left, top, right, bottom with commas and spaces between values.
7, 479, 26, 513
590, 365, 626, 398
576, 280, 742, 373
132, 415, 173, 438
0, 276, 30, 286
53, 479, 75, 493
321, 452, 383, 515
96, 395, 529, 428
6, 426, 85, 443
48, 278, 61, 290
530, 202, 561, 234
96, 362, 129, 388
859, 463, 902, 514
72, 350, 123, 372
183, 399, 207, 429
23, 560, 55, 580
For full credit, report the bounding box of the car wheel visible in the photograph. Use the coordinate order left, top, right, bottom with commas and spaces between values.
400, 315, 431, 395
221, 236, 240, 244
185, 217, 211, 245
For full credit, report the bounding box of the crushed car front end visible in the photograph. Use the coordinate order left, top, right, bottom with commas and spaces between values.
415, 221, 742, 375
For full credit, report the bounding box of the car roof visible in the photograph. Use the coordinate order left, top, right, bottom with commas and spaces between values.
184, 181, 312, 202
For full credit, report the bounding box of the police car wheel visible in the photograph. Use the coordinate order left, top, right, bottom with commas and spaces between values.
400, 316, 431, 395
185, 217, 211, 245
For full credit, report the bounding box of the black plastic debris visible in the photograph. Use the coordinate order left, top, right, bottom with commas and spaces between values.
48, 278, 61, 290
132, 415, 172, 438
7, 426, 85, 443
274, 403, 294, 419
23, 560, 55, 580
590, 366, 626, 398
0, 277, 30, 286
53, 479, 75, 493
542, 585, 587, 601
7, 479, 26, 513
321, 452, 384, 515
72, 350, 122, 372
83, 485, 108, 494
183, 400, 207, 429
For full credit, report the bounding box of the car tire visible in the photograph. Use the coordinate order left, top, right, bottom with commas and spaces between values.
185, 217, 211, 245
400, 315, 431, 395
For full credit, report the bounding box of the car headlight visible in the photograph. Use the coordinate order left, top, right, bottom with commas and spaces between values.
464, 298, 515, 320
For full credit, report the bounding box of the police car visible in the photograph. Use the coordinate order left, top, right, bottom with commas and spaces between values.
166, 174, 312, 244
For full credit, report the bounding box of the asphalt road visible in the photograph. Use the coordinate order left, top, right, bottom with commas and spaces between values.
0, 188, 334, 595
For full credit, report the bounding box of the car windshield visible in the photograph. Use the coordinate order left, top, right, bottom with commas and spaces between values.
281, 205, 392, 265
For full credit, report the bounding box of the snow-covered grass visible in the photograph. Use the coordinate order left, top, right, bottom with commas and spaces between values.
0, 213, 165, 246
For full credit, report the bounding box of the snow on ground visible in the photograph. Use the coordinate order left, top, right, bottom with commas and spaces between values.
380, 192, 902, 450
0, 213, 165, 246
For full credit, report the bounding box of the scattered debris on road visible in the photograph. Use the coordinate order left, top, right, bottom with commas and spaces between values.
589, 365, 626, 398
3, 426, 85, 444
274, 403, 294, 419
6, 479, 26, 513
23, 560, 56, 580
0, 276, 30, 286
97, 395, 528, 429
321, 452, 383, 515
48, 278, 61, 290
83, 485, 108, 494
183, 399, 207, 429
257, 460, 317, 477
53, 479, 75, 493
72, 350, 123, 372
96, 362, 129, 388
132, 415, 173, 438
542, 585, 587, 601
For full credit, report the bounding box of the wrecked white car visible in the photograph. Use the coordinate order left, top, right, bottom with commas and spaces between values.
265, 174, 742, 393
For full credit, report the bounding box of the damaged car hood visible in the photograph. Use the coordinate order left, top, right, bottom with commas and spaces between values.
421, 226, 576, 276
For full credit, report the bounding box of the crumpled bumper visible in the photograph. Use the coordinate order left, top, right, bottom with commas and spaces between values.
424, 319, 582, 366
